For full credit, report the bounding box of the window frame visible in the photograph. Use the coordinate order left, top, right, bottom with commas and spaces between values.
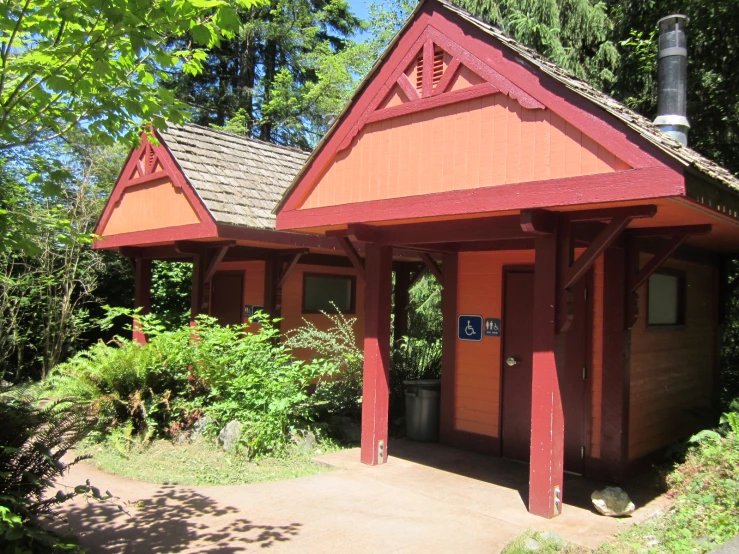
301, 272, 357, 315
646, 268, 687, 331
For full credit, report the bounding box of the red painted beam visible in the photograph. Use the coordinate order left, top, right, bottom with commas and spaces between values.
133, 259, 152, 345
397, 73, 420, 101
626, 224, 712, 238
348, 216, 527, 246
563, 205, 657, 222
521, 209, 557, 235
432, 57, 461, 96
439, 252, 458, 444
563, 217, 631, 290
360, 244, 393, 465
422, 39, 434, 98
529, 230, 566, 518
420, 253, 444, 287
336, 237, 366, 281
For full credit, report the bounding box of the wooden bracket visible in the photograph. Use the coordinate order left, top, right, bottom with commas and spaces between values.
625, 224, 712, 328
336, 237, 366, 281
420, 253, 444, 287
522, 205, 659, 334
277, 252, 305, 287
204, 245, 231, 284
409, 266, 427, 289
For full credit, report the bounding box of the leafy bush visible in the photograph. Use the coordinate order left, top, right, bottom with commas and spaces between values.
390, 336, 442, 418
49, 309, 343, 457
0, 387, 103, 553
284, 309, 364, 417
602, 400, 739, 553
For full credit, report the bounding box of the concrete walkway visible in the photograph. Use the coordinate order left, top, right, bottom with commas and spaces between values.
52, 440, 670, 553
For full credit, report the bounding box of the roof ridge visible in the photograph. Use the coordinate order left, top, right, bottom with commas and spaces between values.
166, 122, 310, 157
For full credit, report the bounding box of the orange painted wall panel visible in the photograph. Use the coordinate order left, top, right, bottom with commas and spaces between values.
280, 264, 365, 361
628, 257, 717, 460
301, 94, 630, 209
454, 248, 605, 451
102, 180, 201, 235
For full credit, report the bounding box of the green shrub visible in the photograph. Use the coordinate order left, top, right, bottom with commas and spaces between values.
390, 335, 442, 418
0, 387, 103, 553
284, 308, 364, 417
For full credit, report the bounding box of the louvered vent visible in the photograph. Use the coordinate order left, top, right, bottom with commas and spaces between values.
415, 49, 445, 93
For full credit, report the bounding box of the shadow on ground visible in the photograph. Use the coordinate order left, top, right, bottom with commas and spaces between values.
57, 485, 301, 553
388, 439, 664, 514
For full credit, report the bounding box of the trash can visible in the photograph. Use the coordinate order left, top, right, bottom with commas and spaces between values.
403, 379, 441, 442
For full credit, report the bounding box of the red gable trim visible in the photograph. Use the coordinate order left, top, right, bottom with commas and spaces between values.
276, 0, 684, 220
93, 129, 217, 249
276, 166, 684, 230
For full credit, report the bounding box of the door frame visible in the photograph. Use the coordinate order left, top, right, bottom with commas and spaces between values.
498, 264, 594, 471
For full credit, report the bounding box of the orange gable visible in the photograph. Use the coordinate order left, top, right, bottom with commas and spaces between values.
295, 20, 630, 211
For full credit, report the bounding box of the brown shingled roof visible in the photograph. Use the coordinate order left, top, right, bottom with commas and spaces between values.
159, 123, 309, 230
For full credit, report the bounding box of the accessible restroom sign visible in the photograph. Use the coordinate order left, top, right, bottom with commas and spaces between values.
458, 315, 483, 341
458, 315, 501, 341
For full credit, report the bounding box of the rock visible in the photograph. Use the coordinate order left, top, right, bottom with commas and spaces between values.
218, 420, 243, 452
523, 537, 542, 552
191, 416, 214, 438
591, 486, 636, 517
292, 430, 317, 453
539, 531, 565, 548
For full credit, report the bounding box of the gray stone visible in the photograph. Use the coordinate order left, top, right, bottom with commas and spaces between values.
218, 420, 244, 452
539, 531, 565, 548
292, 430, 317, 453
591, 486, 636, 517
191, 416, 214, 438
523, 538, 542, 552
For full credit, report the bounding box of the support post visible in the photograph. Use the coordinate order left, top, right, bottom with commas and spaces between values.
600, 247, 630, 481
393, 265, 411, 344
439, 252, 458, 443
190, 252, 206, 326
263, 254, 280, 319
133, 259, 152, 344
360, 244, 393, 465
529, 221, 566, 518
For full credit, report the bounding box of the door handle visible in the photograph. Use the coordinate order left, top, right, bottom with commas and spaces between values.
506, 357, 520, 367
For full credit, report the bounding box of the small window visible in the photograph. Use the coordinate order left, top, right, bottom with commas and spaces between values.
647, 270, 686, 327
303, 273, 356, 314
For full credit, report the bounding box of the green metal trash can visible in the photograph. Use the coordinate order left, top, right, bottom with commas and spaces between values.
404, 379, 441, 442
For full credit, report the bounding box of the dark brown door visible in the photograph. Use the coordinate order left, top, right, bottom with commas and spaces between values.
501, 271, 535, 462
210, 271, 244, 326
500, 269, 589, 473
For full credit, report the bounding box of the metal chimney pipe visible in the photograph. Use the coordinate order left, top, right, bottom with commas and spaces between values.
654, 14, 690, 145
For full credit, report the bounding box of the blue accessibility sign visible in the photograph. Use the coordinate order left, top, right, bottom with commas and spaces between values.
458, 315, 483, 341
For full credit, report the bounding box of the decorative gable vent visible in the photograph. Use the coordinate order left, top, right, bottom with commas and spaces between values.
415, 49, 445, 93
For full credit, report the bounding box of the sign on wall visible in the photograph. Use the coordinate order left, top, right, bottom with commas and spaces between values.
485, 318, 501, 337
458, 315, 483, 341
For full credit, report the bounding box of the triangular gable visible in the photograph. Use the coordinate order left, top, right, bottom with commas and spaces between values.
95, 130, 216, 247
276, 0, 684, 227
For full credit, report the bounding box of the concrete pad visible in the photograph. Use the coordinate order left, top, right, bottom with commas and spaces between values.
51, 439, 669, 553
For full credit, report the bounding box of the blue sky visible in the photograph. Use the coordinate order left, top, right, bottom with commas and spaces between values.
347, 0, 372, 42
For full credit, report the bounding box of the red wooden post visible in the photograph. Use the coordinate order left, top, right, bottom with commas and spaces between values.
360, 243, 393, 465
190, 252, 205, 326
133, 258, 152, 344
263, 254, 280, 321
393, 265, 411, 343
600, 246, 630, 480
439, 252, 458, 443
529, 223, 567, 518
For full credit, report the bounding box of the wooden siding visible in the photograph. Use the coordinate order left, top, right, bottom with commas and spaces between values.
454, 248, 604, 448
455, 250, 534, 437
101, 180, 201, 236
628, 257, 718, 461
281, 264, 365, 360
300, 93, 630, 209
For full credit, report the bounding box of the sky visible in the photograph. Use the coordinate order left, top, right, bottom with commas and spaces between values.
347, 0, 372, 42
